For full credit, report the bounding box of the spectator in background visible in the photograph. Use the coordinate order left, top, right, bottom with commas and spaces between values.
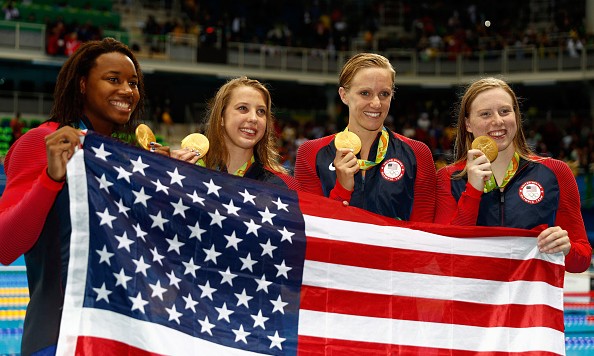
64, 32, 82, 56
9, 112, 23, 147
3, 1, 19, 20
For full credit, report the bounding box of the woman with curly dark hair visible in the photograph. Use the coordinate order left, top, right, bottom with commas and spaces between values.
0, 37, 145, 355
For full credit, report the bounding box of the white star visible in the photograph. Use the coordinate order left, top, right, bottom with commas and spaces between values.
239, 253, 257, 272
203, 179, 222, 197
166, 234, 185, 255
232, 324, 250, 344
274, 259, 292, 279
244, 219, 261, 237
182, 293, 199, 312
251, 310, 269, 329
208, 209, 226, 227
167, 167, 186, 187
218, 267, 237, 286
222, 199, 241, 216
115, 231, 134, 252
215, 302, 234, 322
224, 231, 242, 250
132, 256, 151, 276
95, 174, 113, 192
113, 268, 132, 289
96, 245, 113, 265
150, 211, 169, 231
198, 280, 217, 301
186, 190, 205, 205
260, 239, 277, 258
151, 179, 170, 195
171, 198, 189, 218
93, 283, 112, 303
198, 316, 215, 336
132, 187, 151, 207
267, 331, 286, 350
255, 274, 272, 293
115, 198, 130, 217
92, 143, 111, 161
150, 247, 165, 266
258, 207, 276, 225
182, 257, 200, 278
270, 295, 288, 314
130, 156, 149, 176
188, 221, 207, 240
129, 292, 149, 313
234, 288, 253, 308
278, 227, 294, 244
203, 245, 222, 264
166, 270, 181, 289
96, 208, 116, 228
166, 304, 183, 324
272, 197, 289, 212
149, 280, 168, 301
239, 189, 256, 205
133, 223, 148, 241
113, 166, 132, 183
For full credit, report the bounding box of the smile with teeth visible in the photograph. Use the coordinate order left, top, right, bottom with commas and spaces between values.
364, 111, 381, 118
489, 130, 506, 139
240, 128, 256, 135
110, 100, 132, 111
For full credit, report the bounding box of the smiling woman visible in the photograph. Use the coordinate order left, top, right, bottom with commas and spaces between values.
0, 38, 147, 356
171, 76, 298, 190
434, 77, 592, 273
294, 53, 436, 222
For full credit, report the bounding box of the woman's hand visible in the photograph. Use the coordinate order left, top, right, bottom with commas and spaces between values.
149, 142, 171, 157
334, 148, 359, 191
538, 226, 571, 256
44, 126, 83, 182
171, 148, 201, 165
466, 149, 492, 191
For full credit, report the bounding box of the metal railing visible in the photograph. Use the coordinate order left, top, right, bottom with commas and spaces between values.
1, 20, 594, 83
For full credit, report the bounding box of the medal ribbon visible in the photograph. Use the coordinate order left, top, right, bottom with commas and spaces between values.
343, 127, 389, 171
195, 155, 255, 177
483, 152, 519, 193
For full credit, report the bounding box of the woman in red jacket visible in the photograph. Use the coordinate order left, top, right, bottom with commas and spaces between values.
435, 77, 591, 273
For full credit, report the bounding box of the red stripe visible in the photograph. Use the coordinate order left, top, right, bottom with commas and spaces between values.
305, 236, 564, 287
75, 336, 165, 356
300, 285, 564, 331
298, 191, 539, 238
297, 336, 561, 356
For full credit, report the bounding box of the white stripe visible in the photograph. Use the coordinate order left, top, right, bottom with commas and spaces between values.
303, 260, 564, 310
304, 215, 565, 266
78, 308, 266, 356
58, 148, 91, 356
298, 309, 565, 354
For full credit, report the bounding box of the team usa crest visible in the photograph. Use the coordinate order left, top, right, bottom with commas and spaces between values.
519, 181, 544, 204
380, 158, 405, 182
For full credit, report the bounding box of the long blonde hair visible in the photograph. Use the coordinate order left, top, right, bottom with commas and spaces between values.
453, 77, 535, 165
203, 76, 287, 174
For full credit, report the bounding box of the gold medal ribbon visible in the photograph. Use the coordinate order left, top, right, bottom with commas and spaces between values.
483, 152, 519, 193
344, 127, 389, 171
195, 155, 255, 177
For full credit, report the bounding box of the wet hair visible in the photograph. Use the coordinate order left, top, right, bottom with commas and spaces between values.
338, 53, 396, 91
203, 76, 287, 174
49, 37, 144, 135
453, 77, 534, 164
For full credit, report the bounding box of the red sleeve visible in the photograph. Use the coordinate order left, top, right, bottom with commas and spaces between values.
434, 163, 483, 225
294, 136, 352, 202
274, 171, 300, 191
399, 135, 436, 222
0, 125, 64, 265
543, 159, 592, 273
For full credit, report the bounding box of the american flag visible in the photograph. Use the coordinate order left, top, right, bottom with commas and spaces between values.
57, 132, 566, 355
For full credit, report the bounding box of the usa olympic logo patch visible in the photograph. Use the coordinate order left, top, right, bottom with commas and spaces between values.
380, 158, 405, 182
519, 181, 544, 204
